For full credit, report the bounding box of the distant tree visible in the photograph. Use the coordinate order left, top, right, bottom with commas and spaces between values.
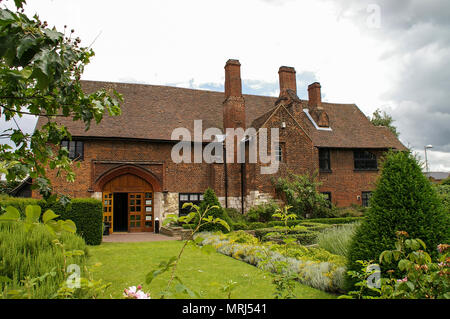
368, 108, 399, 138
0, 0, 122, 203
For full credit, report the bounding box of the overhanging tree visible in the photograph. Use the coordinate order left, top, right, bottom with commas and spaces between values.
0, 0, 122, 202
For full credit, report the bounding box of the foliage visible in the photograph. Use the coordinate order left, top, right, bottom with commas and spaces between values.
246, 201, 279, 223
0, 179, 19, 194
224, 207, 246, 224
434, 184, 450, 213
302, 217, 365, 225
317, 223, 359, 257
0, 196, 103, 245
368, 108, 399, 138
346, 150, 450, 290
198, 232, 346, 292
195, 188, 231, 233
441, 177, 450, 186
273, 172, 331, 218
341, 232, 449, 299
0, 1, 122, 201
0, 206, 88, 298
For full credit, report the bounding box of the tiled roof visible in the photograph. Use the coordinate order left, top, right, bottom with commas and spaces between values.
425, 172, 450, 180
35, 80, 406, 150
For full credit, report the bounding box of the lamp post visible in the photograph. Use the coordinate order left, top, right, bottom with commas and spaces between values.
424, 145, 433, 173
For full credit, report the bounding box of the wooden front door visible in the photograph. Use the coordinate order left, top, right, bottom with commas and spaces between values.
103, 192, 113, 234
128, 193, 143, 232
128, 192, 154, 232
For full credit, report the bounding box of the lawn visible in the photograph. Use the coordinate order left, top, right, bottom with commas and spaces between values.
88, 240, 335, 299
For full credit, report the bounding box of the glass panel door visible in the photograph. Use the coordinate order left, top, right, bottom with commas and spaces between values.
128, 193, 144, 232
144, 192, 154, 232
102, 192, 113, 234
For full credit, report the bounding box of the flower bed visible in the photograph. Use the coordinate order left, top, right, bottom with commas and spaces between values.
196, 231, 346, 292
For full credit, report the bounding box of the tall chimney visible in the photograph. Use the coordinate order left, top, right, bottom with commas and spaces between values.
225, 59, 242, 98
278, 66, 297, 95
308, 82, 322, 110
223, 59, 245, 129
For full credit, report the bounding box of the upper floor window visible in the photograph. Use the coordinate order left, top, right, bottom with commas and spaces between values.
319, 148, 331, 171
275, 143, 285, 163
61, 140, 84, 161
354, 150, 377, 170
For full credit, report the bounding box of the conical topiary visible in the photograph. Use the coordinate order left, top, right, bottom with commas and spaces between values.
346, 150, 450, 289
197, 188, 232, 233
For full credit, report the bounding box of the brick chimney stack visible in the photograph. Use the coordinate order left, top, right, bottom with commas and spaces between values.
225, 59, 242, 99
308, 82, 322, 110
223, 59, 245, 129
278, 66, 297, 95
308, 82, 329, 127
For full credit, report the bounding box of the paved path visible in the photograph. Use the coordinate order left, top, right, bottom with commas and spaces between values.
102, 232, 180, 243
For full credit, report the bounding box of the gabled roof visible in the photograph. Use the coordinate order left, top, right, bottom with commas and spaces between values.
35, 80, 406, 150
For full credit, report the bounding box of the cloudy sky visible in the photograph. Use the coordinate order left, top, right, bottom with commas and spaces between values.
2, 0, 449, 171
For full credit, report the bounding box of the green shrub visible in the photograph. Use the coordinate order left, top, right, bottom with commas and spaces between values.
346, 151, 450, 290
246, 222, 267, 229
0, 197, 103, 245
434, 184, 450, 213
0, 221, 88, 298
230, 222, 248, 230
224, 208, 246, 224
317, 223, 359, 256
197, 188, 231, 233
245, 201, 279, 222
273, 172, 331, 218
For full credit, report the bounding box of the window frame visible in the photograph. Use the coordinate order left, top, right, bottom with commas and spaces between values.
321, 192, 332, 208
179, 192, 204, 216
362, 191, 372, 207
61, 140, 84, 161
354, 149, 377, 171
319, 148, 331, 172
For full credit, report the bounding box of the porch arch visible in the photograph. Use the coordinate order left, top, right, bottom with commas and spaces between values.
93, 164, 162, 192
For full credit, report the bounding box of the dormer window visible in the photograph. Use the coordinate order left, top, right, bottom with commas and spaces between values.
61, 140, 84, 161
354, 150, 377, 170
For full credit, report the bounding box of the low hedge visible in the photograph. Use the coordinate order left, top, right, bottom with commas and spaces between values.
263, 232, 320, 245
0, 197, 103, 245
301, 217, 365, 224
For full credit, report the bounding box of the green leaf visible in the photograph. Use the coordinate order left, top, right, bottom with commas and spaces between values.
213, 218, 230, 231
0, 206, 21, 221
25, 205, 41, 224
42, 209, 59, 224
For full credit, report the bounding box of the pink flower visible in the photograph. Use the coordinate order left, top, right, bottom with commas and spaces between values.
397, 277, 408, 283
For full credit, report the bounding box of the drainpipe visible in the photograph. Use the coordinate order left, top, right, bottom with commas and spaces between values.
223, 143, 228, 209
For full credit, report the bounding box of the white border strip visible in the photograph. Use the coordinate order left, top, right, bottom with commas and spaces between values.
303, 109, 332, 131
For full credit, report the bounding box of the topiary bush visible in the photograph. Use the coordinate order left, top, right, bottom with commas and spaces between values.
346, 150, 450, 290
197, 188, 232, 233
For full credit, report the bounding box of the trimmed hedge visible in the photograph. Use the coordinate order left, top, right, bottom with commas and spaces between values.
301, 217, 365, 225
0, 197, 103, 245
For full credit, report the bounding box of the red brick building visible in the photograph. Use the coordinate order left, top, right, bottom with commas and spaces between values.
35, 59, 405, 233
